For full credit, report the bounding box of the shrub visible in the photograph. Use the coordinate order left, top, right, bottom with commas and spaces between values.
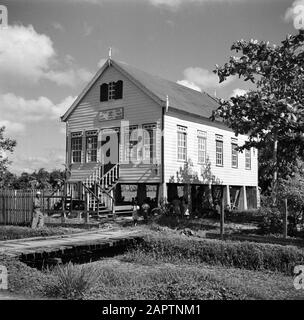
258, 206, 283, 235
44, 262, 101, 299
128, 233, 304, 275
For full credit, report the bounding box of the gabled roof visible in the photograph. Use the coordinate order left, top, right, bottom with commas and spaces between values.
61, 59, 219, 122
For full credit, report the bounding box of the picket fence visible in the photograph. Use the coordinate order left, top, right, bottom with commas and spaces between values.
0, 189, 64, 225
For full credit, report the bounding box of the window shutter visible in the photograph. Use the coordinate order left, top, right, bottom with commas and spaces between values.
100, 83, 108, 102
115, 80, 123, 100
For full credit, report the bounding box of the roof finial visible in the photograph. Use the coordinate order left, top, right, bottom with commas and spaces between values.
214, 90, 217, 98
166, 95, 169, 112
108, 47, 112, 66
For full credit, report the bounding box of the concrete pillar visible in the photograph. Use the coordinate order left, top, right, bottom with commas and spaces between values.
223, 185, 231, 209
158, 183, 167, 204
239, 186, 248, 211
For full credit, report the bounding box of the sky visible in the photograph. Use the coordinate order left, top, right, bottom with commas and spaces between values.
0, 0, 302, 174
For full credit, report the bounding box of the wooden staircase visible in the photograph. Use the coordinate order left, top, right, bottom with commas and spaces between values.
82, 163, 120, 216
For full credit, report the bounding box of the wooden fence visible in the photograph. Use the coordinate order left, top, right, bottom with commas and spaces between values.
0, 189, 65, 225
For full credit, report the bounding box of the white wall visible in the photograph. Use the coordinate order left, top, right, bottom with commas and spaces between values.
163, 111, 258, 186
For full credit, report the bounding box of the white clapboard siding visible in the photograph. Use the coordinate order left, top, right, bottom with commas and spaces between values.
163, 111, 258, 186
67, 65, 162, 183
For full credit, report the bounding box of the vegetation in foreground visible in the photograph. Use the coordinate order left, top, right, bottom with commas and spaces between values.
0, 225, 303, 300
0, 225, 84, 241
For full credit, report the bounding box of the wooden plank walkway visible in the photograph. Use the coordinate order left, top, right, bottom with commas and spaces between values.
0, 228, 143, 258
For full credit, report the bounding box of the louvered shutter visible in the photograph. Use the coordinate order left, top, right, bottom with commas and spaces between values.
114, 80, 123, 100
100, 83, 108, 102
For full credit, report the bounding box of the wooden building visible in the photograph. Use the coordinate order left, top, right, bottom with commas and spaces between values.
61, 58, 259, 215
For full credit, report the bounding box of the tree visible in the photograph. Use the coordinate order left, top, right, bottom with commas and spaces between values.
0, 126, 17, 185
212, 31, 304, 205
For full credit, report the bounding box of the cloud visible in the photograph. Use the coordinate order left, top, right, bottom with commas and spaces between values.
0, 24, 92, 87
0, 120, 25, 134
11, 152, 65, 174
177, 80, 202, 92
52, 22, 65, 32
0, 92, 76, 132
230, 88, 248, 97
83, 21, 93, 36
284, 0, 304, 30
178, 67, 234, 90
98, 58, 108, 68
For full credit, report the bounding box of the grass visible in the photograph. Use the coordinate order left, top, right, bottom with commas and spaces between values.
1, 219, 304, 300
0, 225, 84, 241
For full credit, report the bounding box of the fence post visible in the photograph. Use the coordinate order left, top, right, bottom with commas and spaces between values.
85, 192, 90, 224
220, 189, 225, 240
283, 198, 288, 239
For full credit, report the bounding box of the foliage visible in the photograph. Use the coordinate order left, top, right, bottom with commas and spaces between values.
212, 31, 304, 199
0, 225, 82, 240
0, 126, 16, 180
44, 262, 101, 299
131, 233, 304, 275
0, 168, 66, 190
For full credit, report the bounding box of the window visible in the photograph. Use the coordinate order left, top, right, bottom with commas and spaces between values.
71, 132, 82, 163
108, 82, 115, 100
231, 143, 238, 168
215, 135, 223, 166
177, 125, 187, 161
86, 130, 98, 162
245, 149, 251, 170
143, 123, 156, 163
123, 125, 138, 162
197, 130, 207, 164
100, 80, 123, 102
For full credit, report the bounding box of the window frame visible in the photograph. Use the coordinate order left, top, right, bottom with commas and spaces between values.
71, 132, 82, 164
197, 130, 207, 164
143, 123, 157, 164
85, 130, 98, 163
231, 142, 238, 168
108, 81, 116, 101
245, 149, 251, 170
123, 125, 138, 162
215, 135, 223, 167
177, 125, 187, 162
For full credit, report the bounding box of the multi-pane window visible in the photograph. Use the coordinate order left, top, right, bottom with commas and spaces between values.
71, 132, 82, 163
231, 142, 238, 168
215, 135, 223, 166
143, 123, 156, 163
123, 125, 138, 162
86, 130, 98, 162
108, 82, 115, 100
245, 149, 251, 170
198, 130, 207, 164
177, 126, 187, 161
100, 81, 123, 102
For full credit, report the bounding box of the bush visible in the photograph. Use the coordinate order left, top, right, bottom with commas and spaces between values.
258, 206, 283, 235
44, 262, 101, 299
128, 233, 304, 275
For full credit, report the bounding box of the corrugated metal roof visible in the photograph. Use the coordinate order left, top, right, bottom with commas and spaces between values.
61, 59, 220, 121
114, 60, 220, 118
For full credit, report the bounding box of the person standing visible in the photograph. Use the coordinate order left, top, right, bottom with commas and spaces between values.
132, 199, 140, 226
31, 191, 44, 229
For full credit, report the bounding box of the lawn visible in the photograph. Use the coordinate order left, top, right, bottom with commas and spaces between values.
0, 225, 85, 241
0, 218, 303, 300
